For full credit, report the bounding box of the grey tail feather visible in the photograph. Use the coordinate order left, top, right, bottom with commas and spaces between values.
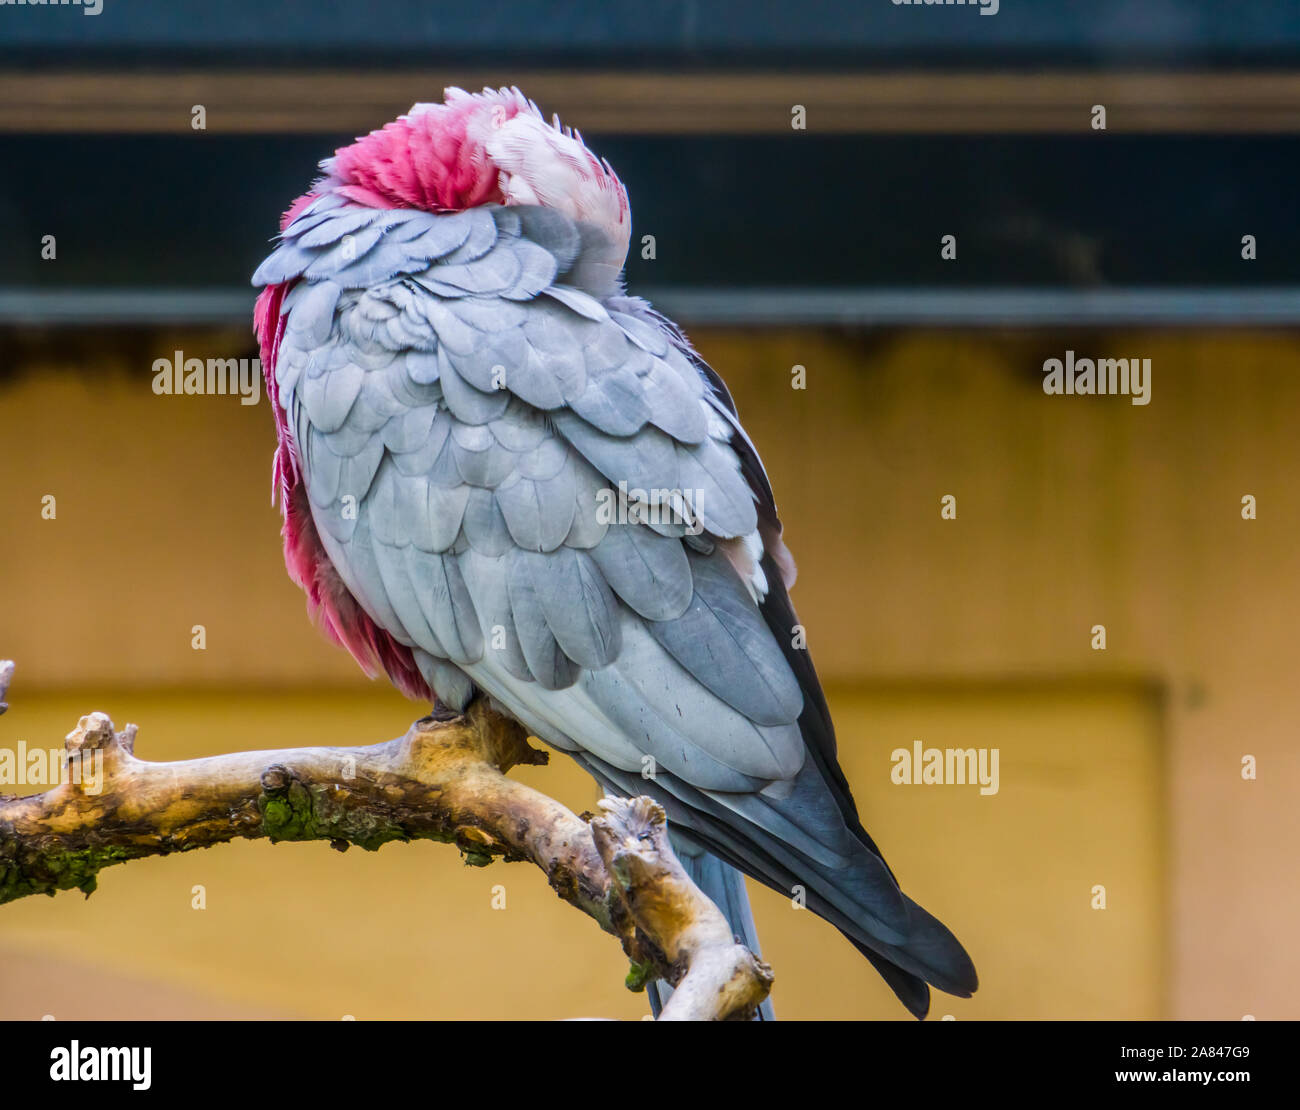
646, 840, 776, 1021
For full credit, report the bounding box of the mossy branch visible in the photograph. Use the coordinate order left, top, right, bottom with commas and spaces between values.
0, 661, 771, 1020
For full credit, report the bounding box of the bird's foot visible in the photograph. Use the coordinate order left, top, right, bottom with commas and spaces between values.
417, 699, 463, 726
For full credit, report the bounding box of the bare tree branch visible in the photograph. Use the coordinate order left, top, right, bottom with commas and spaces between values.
0, 660, 772, 1020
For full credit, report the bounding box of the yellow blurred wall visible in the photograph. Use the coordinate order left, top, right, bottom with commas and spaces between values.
1, 327, 1297, 1019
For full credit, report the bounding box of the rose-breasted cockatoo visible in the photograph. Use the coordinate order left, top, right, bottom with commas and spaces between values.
252, 87, 977, 1019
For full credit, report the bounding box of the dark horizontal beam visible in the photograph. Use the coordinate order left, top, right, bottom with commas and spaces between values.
2, 0, 1300, 67
648, 287, 1300, 327
3, 134, 1295, 291
4, 288, 1299, 328
9, 71, 1300, 133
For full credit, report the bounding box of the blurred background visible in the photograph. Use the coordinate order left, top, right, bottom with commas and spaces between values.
1, 0, 1298, 1020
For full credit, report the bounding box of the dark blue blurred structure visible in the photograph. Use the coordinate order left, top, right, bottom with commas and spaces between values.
4, 0, 1300, 66
1, 0, 1299, 325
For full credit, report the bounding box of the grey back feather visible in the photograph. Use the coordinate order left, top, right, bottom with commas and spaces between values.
256, 193, 978, 1015
260, 197, 809, 810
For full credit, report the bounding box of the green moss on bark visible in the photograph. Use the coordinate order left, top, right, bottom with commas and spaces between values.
625, 958, 655, 993
0, 842, 134, 904
257, 778, 432, 853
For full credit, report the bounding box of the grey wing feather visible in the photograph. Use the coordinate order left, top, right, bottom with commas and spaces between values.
506, 553, 581, 690
460, 487, 514, 556
513, 548, 621, 669
495, 465, 577, 553
647, 551, 802, 728
413, 649, 475, 711
401, 544, 483, 664
514, 206, 582, 272
284, 279, 342, 347
586, 521, 692, 621
297, 359, 364, 434
436, 347, 512, 425
542, 283, 609, 322
674, 439, 759, 538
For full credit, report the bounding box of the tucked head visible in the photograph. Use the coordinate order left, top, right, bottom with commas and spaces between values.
316, 86, 630, 283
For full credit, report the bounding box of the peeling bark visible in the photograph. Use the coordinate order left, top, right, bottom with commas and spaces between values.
0, 661, 771, 1020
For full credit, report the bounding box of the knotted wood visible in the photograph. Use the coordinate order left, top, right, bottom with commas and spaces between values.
0, 660, 771, 1020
